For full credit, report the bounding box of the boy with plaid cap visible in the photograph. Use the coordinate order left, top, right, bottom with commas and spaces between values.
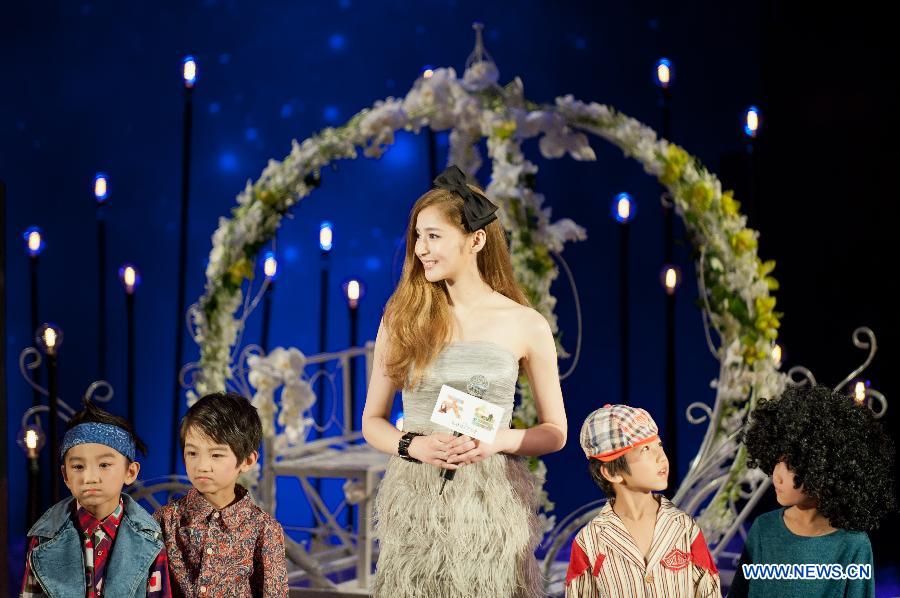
566, 404, 720, 597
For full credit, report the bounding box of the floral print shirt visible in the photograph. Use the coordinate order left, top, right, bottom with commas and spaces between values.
153, 486, 288, 597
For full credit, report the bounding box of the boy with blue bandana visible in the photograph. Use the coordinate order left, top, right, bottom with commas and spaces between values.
21, 400, 171, 597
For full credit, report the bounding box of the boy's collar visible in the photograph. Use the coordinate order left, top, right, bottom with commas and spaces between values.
600, 495, 678, 523
74, 496, 125, 524
182, 485, 254, 528
596, 496, 685, 569
28, 494, 158, 540
75, 498, 125, 537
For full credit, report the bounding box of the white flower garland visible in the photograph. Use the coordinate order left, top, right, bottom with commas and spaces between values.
191, 61, 783, 534
553, 96, 787, 538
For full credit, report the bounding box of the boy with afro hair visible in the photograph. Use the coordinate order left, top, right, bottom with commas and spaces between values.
729, 384, 895, 597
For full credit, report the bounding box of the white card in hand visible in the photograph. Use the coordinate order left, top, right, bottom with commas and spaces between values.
430, 384, 504, 443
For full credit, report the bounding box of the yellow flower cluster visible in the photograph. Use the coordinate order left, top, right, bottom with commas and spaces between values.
719, 191, 740, 217
257, 188, 280, 207
758, 260, 779, 291
657, 141, 781, 366
227, 258, 254, 286
493, 119, 517, 140
689, 180, 714, 212
730, 229, 757, 254
660, 144, 690, 186
754, 296, 780, 341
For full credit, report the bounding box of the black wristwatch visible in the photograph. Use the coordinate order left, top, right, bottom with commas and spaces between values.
398, 432, 422, 463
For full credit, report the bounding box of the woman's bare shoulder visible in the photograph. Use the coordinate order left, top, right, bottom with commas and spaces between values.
491, 297, 551, 340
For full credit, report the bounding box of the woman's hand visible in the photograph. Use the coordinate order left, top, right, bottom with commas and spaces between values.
445, 434, 503, 466
406, 433, 460, 470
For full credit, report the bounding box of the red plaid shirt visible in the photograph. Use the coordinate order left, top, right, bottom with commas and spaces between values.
21, 498, 171, 597
153, 486, 289, 597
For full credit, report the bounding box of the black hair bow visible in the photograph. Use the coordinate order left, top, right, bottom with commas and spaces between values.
432, 165, 498, 232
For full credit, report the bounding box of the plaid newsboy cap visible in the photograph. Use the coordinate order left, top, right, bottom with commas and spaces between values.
580, 404, 659, 461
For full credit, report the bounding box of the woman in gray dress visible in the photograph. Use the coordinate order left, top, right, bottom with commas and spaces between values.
362, 165, 568, 597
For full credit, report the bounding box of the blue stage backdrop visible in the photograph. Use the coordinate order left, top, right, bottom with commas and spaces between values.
11, 1, 897, 593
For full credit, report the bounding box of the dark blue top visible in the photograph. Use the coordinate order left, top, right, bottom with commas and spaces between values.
729, 508, 873, 598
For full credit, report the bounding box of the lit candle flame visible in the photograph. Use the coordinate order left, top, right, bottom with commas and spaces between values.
423, 68, 434, 79
746, 109, 759, 135
854, 381, 866, 404
183, 56, 197, 87
347, 280, 361, 302
264, 255, 278, 279
28, 231, 42, 253
123, 266, 136, 291
617, 197, 631, 221
43, 327, 57, 350
657, 64, 670, 87
319, 222, 333, 252
25, 429, 39, 450
772, 344, 782, 366
664, 268, 678, 292
94, 175, 108, 200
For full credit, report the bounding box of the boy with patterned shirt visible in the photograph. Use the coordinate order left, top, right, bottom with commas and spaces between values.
154, 392, 288, 597
21, 400, 171, 597
566, 404, 720, 597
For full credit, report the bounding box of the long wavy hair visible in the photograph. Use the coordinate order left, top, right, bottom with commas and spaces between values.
383, 185, 528, 389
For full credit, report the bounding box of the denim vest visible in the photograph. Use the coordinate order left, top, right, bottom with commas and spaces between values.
26, 493, 163, 598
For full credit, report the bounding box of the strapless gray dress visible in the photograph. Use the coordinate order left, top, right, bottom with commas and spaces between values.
373, 341, 544, 597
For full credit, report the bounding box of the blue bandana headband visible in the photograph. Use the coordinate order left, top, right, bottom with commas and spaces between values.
61, 422, 136, 461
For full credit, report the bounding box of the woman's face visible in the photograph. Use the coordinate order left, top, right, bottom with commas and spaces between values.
772, 460, 811, 507
414, 205, 472, 283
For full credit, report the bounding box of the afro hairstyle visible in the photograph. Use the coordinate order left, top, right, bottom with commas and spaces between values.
742, 383, 895, 532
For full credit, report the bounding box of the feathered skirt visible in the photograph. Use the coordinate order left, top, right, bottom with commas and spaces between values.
373, 453, 544, 598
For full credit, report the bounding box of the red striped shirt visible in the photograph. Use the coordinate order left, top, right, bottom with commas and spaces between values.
566, 496, 720, 597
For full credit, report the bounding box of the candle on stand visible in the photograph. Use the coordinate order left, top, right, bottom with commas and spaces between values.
421, 65, 439, 181
655, 57, 679, 490
23, 228, 45, 522
119, 264, 140, 425
171, 55, 198, 473
317, 222, 333, 427
36, 323, 62, 502
653, 59, 675, 269
261, 252, 278, 353
94, 173, 109, 380
18, 425, 45, 525
24, 227, 44, 406
313, 222, 333, 500
343, 278, 364, 429
654, 58, 673, 139
343, 277, 364, 532
743, 105, 762, 223
660, 263, 680, 490
653, 58, 674, 269
612, 193, 635, 405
